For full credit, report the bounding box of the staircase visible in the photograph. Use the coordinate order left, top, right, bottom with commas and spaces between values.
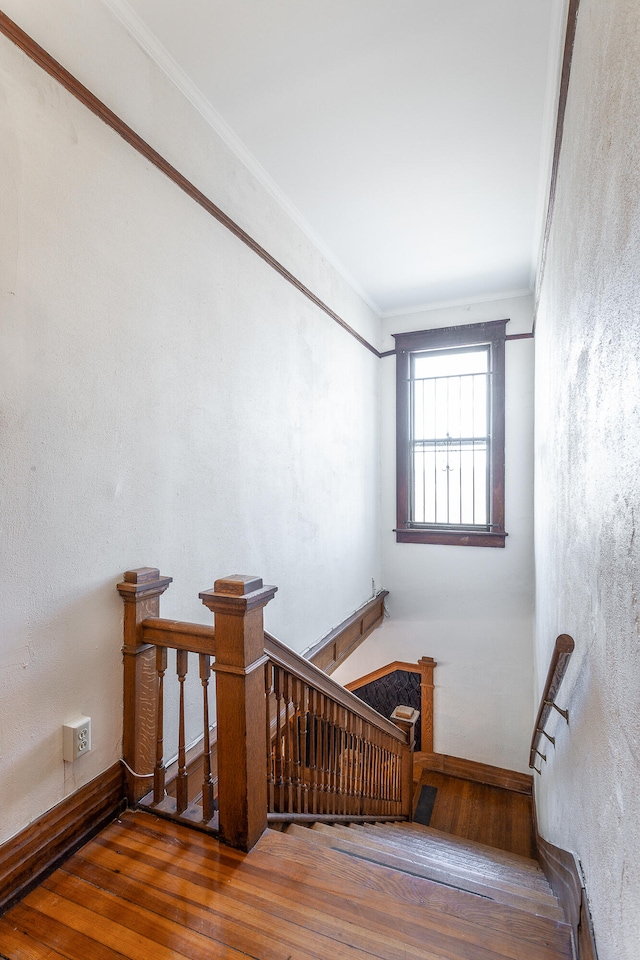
0, 809, 573, 959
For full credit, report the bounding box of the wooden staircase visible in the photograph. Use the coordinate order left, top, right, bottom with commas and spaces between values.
0, 808, 573, 959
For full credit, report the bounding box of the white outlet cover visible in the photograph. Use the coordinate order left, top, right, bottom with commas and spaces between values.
63, 716, 92, 762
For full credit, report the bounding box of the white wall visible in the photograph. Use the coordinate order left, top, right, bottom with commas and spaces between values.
0, 1, 381, 843
534, 1, 640, 958
334, 295, 535, 773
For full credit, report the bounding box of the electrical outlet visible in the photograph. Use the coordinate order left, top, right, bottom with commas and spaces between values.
63, 716, 92, 762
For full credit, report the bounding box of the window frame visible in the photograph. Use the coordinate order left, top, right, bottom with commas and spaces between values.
393, 319, 507, 547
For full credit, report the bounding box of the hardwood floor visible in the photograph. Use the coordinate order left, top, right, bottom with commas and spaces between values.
0, 809, 571, 960
415, 770, 537, 859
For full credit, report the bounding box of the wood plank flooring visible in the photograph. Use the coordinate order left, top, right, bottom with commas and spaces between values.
0, 809, 572, 960
414, 770, 537, 859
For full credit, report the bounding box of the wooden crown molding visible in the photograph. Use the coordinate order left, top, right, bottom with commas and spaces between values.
0, 11, 381, 359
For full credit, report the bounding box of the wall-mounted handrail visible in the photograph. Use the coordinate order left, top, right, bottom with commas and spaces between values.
529, 634, 575, 772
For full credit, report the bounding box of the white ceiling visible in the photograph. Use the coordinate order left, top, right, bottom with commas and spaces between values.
106, 0, 563, 316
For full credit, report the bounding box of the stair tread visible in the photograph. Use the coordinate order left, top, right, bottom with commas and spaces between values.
260, 827, 572, 957
328, 824, 555, 900
285, 823, 563, 921
369, 820, 546, 872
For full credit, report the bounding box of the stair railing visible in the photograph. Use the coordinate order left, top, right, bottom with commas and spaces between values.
118, 568, 415, 852
529, 634, 574, 773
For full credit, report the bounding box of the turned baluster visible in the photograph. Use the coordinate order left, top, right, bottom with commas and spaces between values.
176, 649, 189, 814
154, 647, 167, 803
200, 653, 215, 822
283, 670, 294, 812
273, 665, 285, 812
291, 676, 302, 813
264, 662, 275, 813
299, 683, 309, 814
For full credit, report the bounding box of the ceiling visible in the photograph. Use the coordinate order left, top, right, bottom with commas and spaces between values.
106, 0, 564, 316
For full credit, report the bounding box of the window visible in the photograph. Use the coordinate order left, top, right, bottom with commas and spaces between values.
394, 320, 507, 547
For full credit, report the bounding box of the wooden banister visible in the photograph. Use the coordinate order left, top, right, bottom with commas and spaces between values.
118, 568, 412, 851
265, 632, 406, 743
529, 634, 575, 772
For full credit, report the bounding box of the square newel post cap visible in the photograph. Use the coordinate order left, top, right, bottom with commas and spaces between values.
117, 567, 173, 602
199, 575, 277, 616
391, 705, 420, 731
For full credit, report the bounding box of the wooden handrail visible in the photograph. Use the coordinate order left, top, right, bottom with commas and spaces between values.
529, 634, 575, 771
264, 631, 406, 743
140, 618, 216, 654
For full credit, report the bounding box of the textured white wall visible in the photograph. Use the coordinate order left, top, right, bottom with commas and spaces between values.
334, 296, 535, 773
534, 2, 640, 957
0, 4, 380, 843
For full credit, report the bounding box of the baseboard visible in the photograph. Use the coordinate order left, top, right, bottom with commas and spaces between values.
415, 751, 533, 795
304, 591, 388, 674
0, 762, 125, 915
533, 793, 599, 959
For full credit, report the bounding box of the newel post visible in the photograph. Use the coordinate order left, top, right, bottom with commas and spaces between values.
117, 567, 173, 804
418, 656, 437, 754
200, 575, 277, 851
391, 707, 420, 821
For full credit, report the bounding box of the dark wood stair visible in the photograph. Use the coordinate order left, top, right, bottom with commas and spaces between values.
0, 809, 573, 959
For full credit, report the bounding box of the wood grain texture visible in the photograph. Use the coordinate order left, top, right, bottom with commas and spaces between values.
305, 592, 388, 673
529, 634, 574, 769
416, 769, 537, 859
0, 810, 572, 959
0, 763, 125, 916
417, 751, 533, 796
0, 12, 381, 360
533, 792, 599, 960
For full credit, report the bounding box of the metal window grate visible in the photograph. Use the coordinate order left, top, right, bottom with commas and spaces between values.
410, 355, 490, 528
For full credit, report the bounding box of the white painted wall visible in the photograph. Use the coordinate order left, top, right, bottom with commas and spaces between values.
534, 1, 640, 957
334, 296, 535, 774
0, 2, 381, 843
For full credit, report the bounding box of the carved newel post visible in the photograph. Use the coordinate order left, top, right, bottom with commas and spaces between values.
117, 567, 173, 804
200, 575, 277, 852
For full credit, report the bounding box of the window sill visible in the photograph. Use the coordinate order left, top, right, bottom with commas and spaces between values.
395, 528, 507, 547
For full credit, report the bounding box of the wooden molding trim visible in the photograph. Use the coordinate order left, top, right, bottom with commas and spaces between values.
0, 11, 381, 360
346, 656, 436, 754
0, 762, 125, 915
305, 591, 388, 674
533, 794, 599, 959
534, 0, 581, 330
416, 752, 533, 796
345, 660, 420, 690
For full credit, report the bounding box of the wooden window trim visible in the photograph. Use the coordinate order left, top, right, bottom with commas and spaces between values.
394, 319, 507, 547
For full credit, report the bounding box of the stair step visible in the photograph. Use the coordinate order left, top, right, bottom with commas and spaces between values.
263, 827, 572, 958
354, 821, 550, 890
284, 822, 563, 921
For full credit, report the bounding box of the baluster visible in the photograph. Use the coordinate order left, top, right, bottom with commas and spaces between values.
298, 683, 309, 813
282, 670, 294, 811
199, 653, 215, 822
327, 699, 337, 814
362, 726, 371, 815
273, 666, 284, 812
265, 662, 275, 813
154, 647, 167, 803
176, 649, 189, 814
317, 692, 327, 812
291, 676, 302, 813
346, 713, 355, 814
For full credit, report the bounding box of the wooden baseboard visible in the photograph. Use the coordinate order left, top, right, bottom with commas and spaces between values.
0, 762, 125, 915
304, 591, 388, 674
533, 794, 599, 959
415, 752, 533, 796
